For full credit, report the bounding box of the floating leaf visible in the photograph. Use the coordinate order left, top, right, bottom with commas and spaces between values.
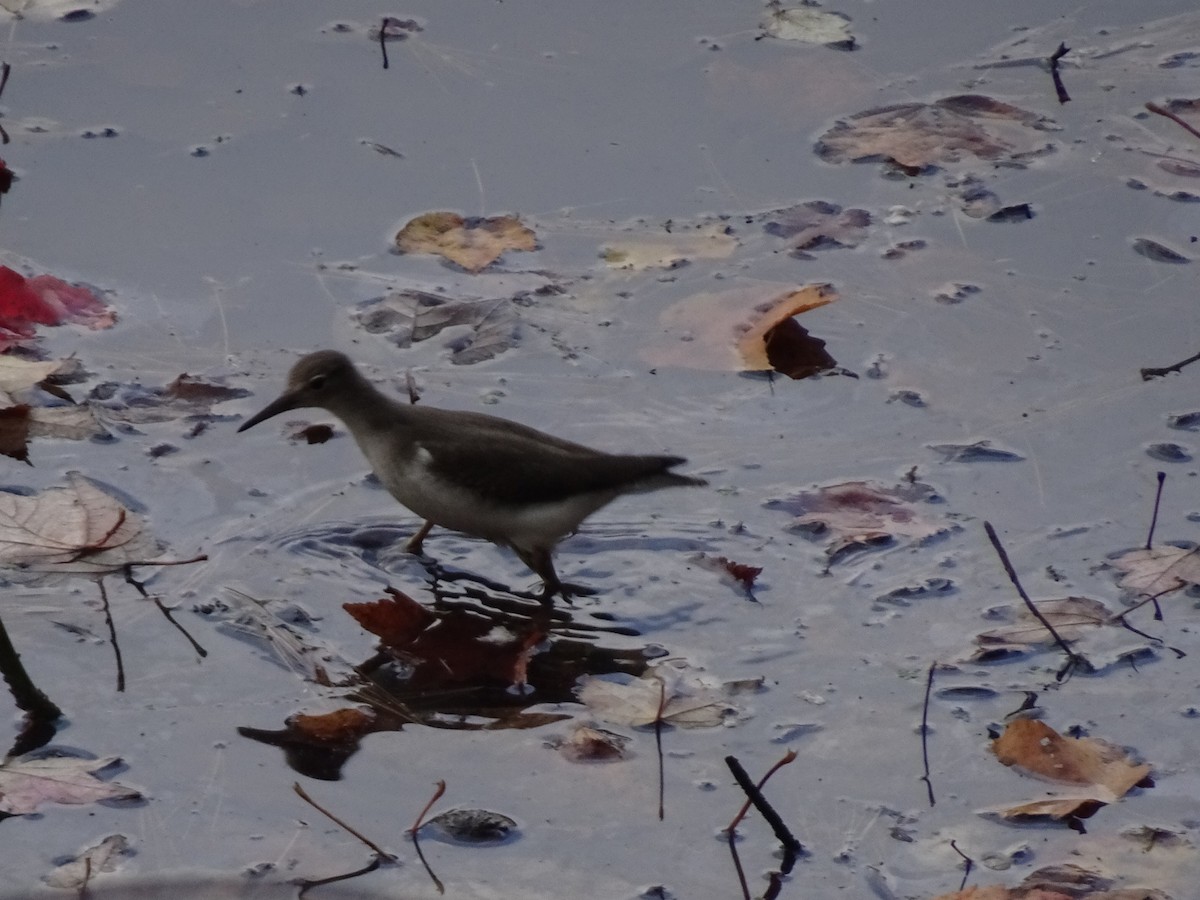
734, 283, 838, 377
394, 212, 537, 273
0, 472, 164, 578
0, 266, 115, 351
88, 374, 249, 426
0, 755, 140, 815
1109, 545, 1200, 596
993, 718, 1151, 797
647, 283, 837, 375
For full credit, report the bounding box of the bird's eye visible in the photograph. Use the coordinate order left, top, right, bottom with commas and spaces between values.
309, 374, 327, 391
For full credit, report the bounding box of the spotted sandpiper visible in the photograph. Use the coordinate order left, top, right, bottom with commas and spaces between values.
237, 350, 706, 601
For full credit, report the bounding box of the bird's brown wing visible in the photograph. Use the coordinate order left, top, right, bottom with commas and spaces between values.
419, 436, 691, 507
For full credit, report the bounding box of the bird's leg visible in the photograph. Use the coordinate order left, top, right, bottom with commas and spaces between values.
404, 520, 434, 555
515, 545, 564, 605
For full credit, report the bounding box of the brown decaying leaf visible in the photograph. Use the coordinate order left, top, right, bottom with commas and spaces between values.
0, 755, 141, 815
289, 708, 376, 744
735, 283, 838, 375
695, 553, 762, 592
816, 94, 1057, 169
0, 471, 163, 576
395, 211, 537, 273
932, 862, 1165, 900
992, 719, 1151, 798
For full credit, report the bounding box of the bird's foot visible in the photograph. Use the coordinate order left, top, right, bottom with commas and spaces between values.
404, 520, 435, 556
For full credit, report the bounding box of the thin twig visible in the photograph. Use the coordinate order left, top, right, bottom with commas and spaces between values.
726, 823, 752, 900
1141, 349, 1200, 380
1146, 102, 1200, 142
983, 522, 1083, 680
655, 678, 666, 821
292, 782, 396, 861
1048, 42, 1071, 104
725, 749, 798, 832
919, 661, 936, 807
725, 756, 803, 858
1146, 472, 1166, 550
949, 839, 973, 892
379, 17, 391, 69
0, 62, 10, 145
296, 856, 384, 898
123, 564, 208, 658
409, 780, 447, 894
98, 579, 125, 692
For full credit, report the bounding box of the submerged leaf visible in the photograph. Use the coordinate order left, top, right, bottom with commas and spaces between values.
816, 95, 1057, 169
577, 667, 739, 729
766, 480, 953, 562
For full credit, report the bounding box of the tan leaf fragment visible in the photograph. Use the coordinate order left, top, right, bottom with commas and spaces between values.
0, 471, 164, 577
577, 667, 739, 729
0, 755, 141, 815
993, 719, 1151, 797
395, 211, 537, 273
1108, 545, 1200, 596
601, 224, 737, 271
0, 355, 75, 394
44, 834, 132, 889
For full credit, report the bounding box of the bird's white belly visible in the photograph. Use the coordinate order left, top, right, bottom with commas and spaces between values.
369, 445, 608, 549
